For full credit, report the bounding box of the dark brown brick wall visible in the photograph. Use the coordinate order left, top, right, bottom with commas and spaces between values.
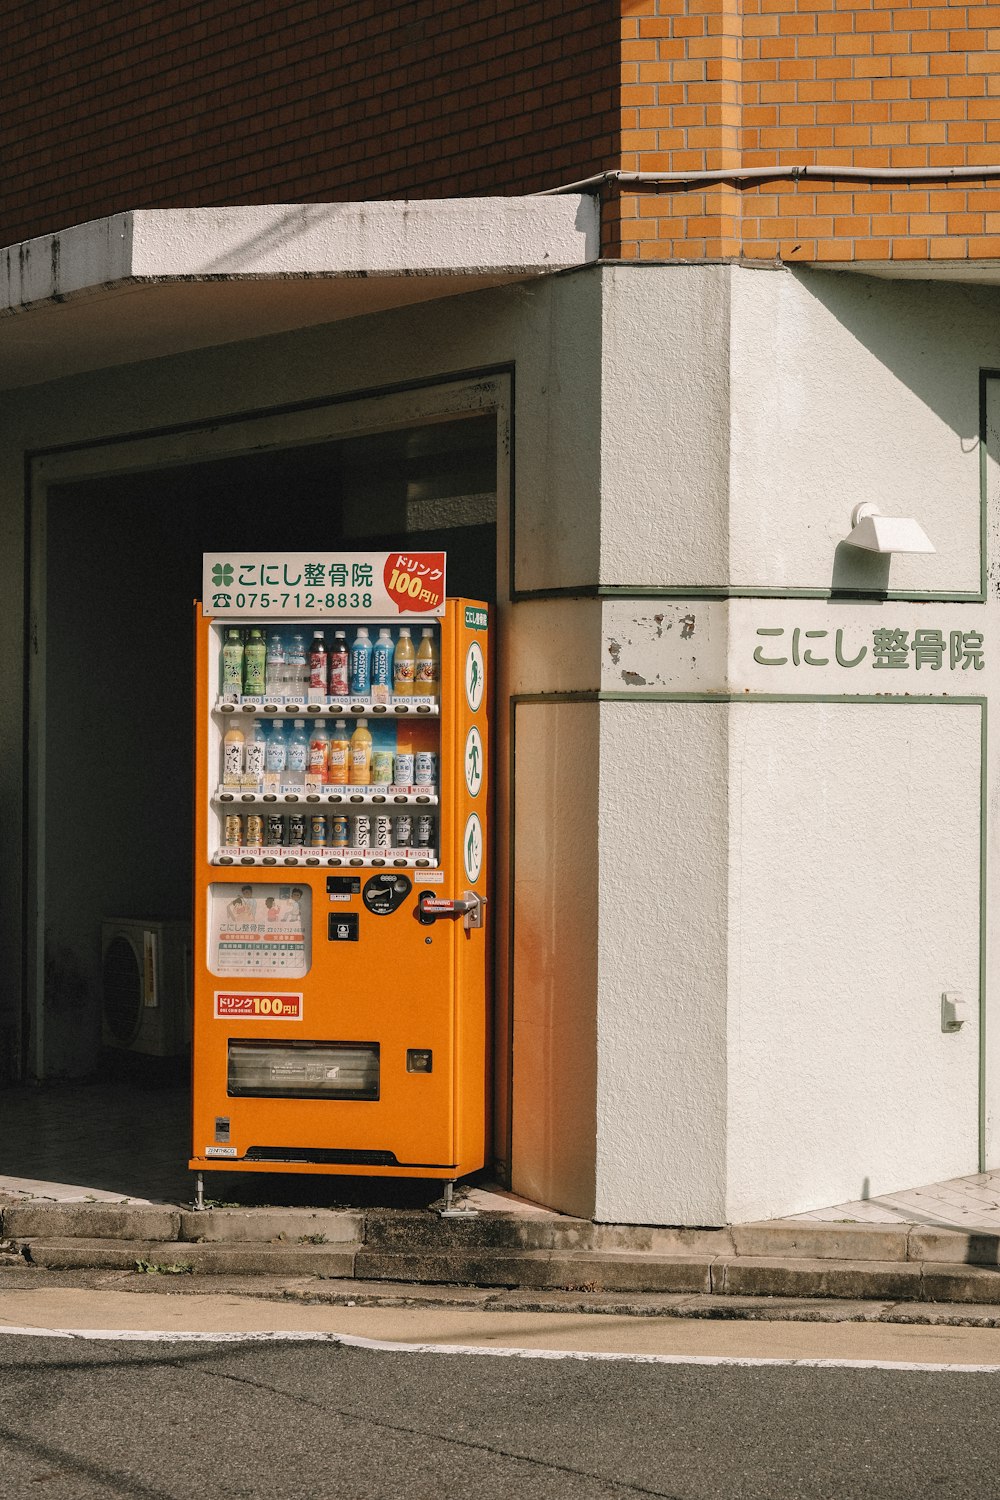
1, 1, 618, 246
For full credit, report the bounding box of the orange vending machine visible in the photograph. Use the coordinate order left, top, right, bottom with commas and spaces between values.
191, 551, 489, 1197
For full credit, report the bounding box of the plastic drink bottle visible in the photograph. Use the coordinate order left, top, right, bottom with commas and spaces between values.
244, 720, 267, 788
414, 627, 439, 700
265, 720, 287, 789
222, 629, 244, 702
243, 628, 266, 696
307, 719, 330, 788
350, 718, 373, 784
222, 722, 245, 786
286, 634, 308, 697
393, 627, 415, 696
329, 631, 349, 697
350, 627, 372, 695
371, 628, 393, 704
286, 720, 309, 789
265, 632, 286, 697
328, 720, 350, 785
308, 632, 328, 697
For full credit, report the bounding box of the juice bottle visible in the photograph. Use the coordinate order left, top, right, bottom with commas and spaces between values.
328, 720, 350, 785
329, 631, 349, 697
243, 628, 266, 696
221, 629, 244, 702
350, 627, 372, 695
393, 627, 415, 696
307, 719, 330, 789
414, 627, 439, 699
371, 628, 393, 705
308, 632, 328, 697
350, 718, 373, 785
222, 722, 245, 786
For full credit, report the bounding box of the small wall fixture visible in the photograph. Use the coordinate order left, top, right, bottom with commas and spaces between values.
843, 503, 935, 555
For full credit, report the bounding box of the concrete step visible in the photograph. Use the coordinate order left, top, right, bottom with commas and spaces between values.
2, 1204, 362, 1245
20, 1238, 359, 1277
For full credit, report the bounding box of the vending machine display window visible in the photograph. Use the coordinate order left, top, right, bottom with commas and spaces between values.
208, 882, 312, 978
227, 1040, 379, 1101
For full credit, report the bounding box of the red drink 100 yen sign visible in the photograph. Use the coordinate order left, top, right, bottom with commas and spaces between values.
214, 993, 302, 1019
384, 553, 445, 613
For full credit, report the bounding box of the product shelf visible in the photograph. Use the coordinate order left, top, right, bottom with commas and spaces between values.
214, 787, 438, 806
215, 698, 439, 717
213, 849, 438, 869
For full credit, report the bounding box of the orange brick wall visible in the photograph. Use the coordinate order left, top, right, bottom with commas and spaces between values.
0, 2, 617, 250
618, 0, 1000, 262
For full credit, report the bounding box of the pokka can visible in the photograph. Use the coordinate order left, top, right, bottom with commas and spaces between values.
393, 814, 412, 847
330, 814, 349, 848
224, 814, 243, 848
310, 814, 328, 847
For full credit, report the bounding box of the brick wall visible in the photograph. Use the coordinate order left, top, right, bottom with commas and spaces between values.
618, 0, 1000, 262
1, 1, 617, 248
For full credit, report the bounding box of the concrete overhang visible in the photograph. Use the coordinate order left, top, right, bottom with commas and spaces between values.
809, 259, 1000, 284
0, 196, 599, 390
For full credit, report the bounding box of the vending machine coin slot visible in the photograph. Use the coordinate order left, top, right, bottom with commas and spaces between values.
326, 876, 360, 897
363, 873, 412, 915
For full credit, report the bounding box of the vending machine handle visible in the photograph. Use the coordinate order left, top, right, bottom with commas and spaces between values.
416, 892, 486, 930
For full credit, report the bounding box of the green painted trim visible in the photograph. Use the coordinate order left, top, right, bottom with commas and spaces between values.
510, 584, 986, 603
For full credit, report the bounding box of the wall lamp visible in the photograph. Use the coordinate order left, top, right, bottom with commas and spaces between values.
843, 503, 935, 555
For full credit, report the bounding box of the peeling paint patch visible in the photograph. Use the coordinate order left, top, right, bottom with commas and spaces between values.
608, 638, 622, 665
621, 670, 647, 686
653, 614, 664, 638
680, 614, 696, 639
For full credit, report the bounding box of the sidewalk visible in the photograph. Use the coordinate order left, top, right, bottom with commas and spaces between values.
5, 1080, 1000, 1320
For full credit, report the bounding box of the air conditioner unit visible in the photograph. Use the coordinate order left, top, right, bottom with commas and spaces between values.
101, 918, 192, 1057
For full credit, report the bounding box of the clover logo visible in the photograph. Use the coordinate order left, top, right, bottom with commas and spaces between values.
212, 563, 234, 587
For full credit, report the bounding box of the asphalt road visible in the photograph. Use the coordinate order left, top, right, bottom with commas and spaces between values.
2, 1330, 999, 1500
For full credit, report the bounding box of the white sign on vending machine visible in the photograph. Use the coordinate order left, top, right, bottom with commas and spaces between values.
203, 552, 446, 619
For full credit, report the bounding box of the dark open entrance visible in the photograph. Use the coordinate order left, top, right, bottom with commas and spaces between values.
9, 409, 498, 1202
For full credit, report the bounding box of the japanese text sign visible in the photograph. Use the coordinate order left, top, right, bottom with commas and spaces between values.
203, 552, 446, 618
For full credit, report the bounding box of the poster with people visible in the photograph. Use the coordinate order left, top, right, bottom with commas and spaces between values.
209, 883, 310, 977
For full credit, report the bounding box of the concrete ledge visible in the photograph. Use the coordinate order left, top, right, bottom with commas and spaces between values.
2, 1205, 181, 1241
908, 1228, 1000, 1266
20, 1238, 358, 1277
731, 1222, 911, 1263
920, 1263, 1000, 1304
353, 1249, 714, 1293
179, 1208, 363, 1245
713, 1257, 924, 1301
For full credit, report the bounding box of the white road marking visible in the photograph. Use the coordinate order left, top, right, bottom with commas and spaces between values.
2, 1324, 1000, 1371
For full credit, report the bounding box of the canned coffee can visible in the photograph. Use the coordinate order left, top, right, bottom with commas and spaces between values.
393, 814, 412, 847
287, 812, 306, 845
265, 814, 285, 846
415, 815, 434, 848
371, 749, 394, 786
331, 814, 349, 848
224, 814, 243, 847
414, 751, 437, 787
351, 813, 371, 849
394, 752, 414, 788
245, 814, 264, 846
374, 815, 393, 848
310, 814, 328, 847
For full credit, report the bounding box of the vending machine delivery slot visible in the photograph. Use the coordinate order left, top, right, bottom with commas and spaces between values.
191, 552, 489, 1189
